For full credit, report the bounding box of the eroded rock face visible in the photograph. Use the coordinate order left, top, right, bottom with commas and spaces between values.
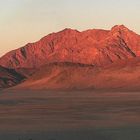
0, 25, 140, 69
0, 66, 25, 88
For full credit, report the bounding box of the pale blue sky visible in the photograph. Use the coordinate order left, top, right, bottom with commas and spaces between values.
0, 0, 140, 56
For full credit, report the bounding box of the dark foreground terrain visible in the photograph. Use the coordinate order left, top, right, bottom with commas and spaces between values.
0, 90, 140, 140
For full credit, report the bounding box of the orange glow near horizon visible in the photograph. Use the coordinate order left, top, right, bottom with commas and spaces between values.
0, 0, 140, 57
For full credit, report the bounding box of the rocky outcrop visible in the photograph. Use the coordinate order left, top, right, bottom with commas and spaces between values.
0, 66, 25, 89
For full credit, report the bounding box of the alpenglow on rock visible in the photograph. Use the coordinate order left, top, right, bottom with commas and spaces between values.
0, 25, 140, 69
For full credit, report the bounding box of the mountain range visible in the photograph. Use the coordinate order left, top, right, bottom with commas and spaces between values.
1, 25, 140, 90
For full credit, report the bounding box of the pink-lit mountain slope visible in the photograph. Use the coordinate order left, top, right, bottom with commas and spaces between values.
0, 25, 140, 69
15, 58, 140, 91
1, 25, 140, 90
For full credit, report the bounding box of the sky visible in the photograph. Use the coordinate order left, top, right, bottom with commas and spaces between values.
0, 0, 140, 56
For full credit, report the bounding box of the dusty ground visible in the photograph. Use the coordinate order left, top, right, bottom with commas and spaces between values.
0, 89, 140, 139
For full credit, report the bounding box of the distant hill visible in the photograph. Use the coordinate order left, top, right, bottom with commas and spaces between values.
14, 59, 140, 91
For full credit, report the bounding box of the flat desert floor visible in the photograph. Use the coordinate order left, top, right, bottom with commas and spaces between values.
0, 90, 140, 140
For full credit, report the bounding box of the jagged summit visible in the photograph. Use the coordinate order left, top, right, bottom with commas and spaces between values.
111, 24, 129, 31
61, 28, 80, 32
0, 25, 140, 69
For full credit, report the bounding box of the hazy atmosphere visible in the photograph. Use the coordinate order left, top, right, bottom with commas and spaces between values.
0, 0, 140, 56
1, 1, 140, 140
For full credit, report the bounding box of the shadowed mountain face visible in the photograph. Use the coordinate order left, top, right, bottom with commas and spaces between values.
0, 66, 25, 89
1, 25, 140, 90
0, 25, 140, 69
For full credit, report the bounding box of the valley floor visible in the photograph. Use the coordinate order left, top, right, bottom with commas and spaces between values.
0, 90, 140, 140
